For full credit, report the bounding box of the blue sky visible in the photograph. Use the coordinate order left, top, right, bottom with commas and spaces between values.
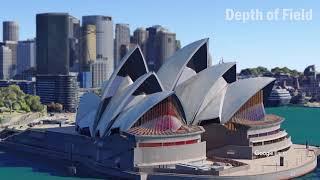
0, 0, 319, 71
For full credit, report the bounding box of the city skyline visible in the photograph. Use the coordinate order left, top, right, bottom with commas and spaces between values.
0, 0, 319, 71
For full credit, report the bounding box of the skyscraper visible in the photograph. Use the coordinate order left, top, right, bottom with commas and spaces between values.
80, 24, 96, 72
146, 25, 178, 71
69, 16, 81, 72
115, 23, 130, 66
3, 41, 18, 76
132, 27, 148, 56
78, 71, 92, 88
146, 25, 162, 70
159, 30, 176, 66
3, 21, 19, 41
0, 45, 13, 79
36, 13, 79, 112
17, 40, 36, 77
119, 44, 130, 60
82, 16, 114, 80
36, 13, 70, 75
90, 60, 108, 88
36, 74, 79, 112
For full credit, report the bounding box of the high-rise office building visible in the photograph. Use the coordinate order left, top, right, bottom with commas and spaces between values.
82, 16, 114, 80
115, 23, 130, 66
78, 71, 92, 88
132, 27, 148, 56
159, 30, 176, 66
2, 21, 19, 78
80, 24, 96, 72
146, 25, 163, 70
17, 40, 36, 77
36, 13, 79, 111
119, 44, 130, 60
69, 16, 81, 72
132, 27, 148, 57
3, 41, 18, 76
3, 21, 19, 41
0, 45, 12, 79
36, 74, 79, 112
36, 13, 70, 75
145, 25, 178, 71
90, 60, 108, 88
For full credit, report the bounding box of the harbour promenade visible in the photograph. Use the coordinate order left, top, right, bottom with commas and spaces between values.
146, 145, 319, 180
220, 144, 319, 179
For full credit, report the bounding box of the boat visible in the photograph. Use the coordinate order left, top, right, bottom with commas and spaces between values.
266, 86, 292, 107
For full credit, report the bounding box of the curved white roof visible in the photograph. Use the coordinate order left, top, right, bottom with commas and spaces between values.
76, 93, 100, 125
157, 38, 209, 91
92, 46, 149, 136
175, 62, 236, 124
75, 38, 277, 140
176, 67, 197, 86
111, 91, 174, 132
95, 72, 164, 137
101, 46, 148, 99
194, 78, 227, 124
190, 77, 275, 125
78, 110, 97, 135
221, 77, 275, 124
75, 93, 100, 136
121, 94, 146, 112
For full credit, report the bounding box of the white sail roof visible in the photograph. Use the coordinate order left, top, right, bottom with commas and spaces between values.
95, 72, 164, 137
157, 38, 209, 91
175, 62, 236, 124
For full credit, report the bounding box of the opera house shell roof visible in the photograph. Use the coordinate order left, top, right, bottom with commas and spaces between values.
75, 38, 275, 139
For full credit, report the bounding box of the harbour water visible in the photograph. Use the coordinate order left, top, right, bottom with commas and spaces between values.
266, 106, 320, 179
0, 106, 319, 179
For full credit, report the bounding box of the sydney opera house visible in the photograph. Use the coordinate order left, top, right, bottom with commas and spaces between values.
73, 38, 311, 176
1, 38, 317, 179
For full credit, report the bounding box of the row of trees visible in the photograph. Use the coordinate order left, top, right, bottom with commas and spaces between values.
240, 66, 270, 76
240, 66, 302, 77
0, 85, 44, 113
270, 67, 302, 77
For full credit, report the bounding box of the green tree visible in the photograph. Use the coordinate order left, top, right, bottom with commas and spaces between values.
19, 101, 30, 112
24, 95, 33, 107
9, 85, 24, 97
13, 102, 21, 111
4, 93, 17, 114
29, 96, 44, 112
271, 67, 302, 77
0, 99, 4, 107
240, 66, 270, 76
0, 85, 44, 113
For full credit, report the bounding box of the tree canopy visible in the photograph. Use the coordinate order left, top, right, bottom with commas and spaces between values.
271, 67, 302, 77
0, 85, 44, 113
240, 66, 302, 77
240, 66, 270, 76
